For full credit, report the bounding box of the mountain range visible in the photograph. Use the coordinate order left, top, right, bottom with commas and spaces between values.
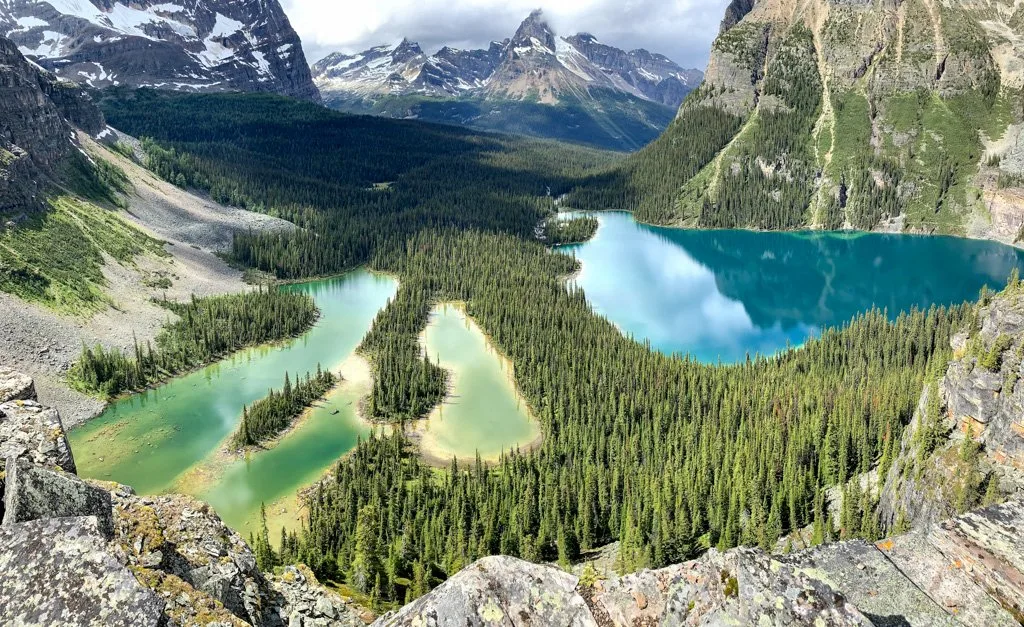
0, 0, 320, 101
311, 10, 703, 151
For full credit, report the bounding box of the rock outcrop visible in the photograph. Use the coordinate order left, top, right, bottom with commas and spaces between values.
878, 286, 1024, 530
0, 34, 103, 214
0, 0, 320, 101
0, 516, 166, 627
268, 565, 366, 627
3, 458, 113, 535
381, 499, 1024, 626
0, 369, 365, 626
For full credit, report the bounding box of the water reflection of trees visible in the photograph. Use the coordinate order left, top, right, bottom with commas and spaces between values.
641, 223, 1024, 330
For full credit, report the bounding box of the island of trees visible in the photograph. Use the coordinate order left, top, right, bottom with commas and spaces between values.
71, 288, 317, 397
234, 367, 337, 448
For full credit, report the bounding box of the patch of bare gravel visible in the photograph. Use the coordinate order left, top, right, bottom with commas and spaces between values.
88, 131, 295, 251
0, 132, 297, 428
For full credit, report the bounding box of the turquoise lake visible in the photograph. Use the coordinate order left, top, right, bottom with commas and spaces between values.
560, 212, 1024, 362
70, 270, 398, 537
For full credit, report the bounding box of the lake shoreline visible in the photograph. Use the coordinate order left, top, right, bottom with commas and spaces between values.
561, 208, 1024, 250
171, 352, 385, 541
409, 302, 543, 467
70, 270, 399, 540
65, 266, 397, 432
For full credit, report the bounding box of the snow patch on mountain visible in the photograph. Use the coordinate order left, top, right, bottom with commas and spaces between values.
312, 11, 702, 109
0, 0, 320, 100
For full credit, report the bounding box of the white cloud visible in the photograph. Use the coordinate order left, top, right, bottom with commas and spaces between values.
281, 0, 730, 69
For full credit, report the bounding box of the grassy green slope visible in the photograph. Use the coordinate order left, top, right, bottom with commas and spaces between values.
0, 153, 166, 314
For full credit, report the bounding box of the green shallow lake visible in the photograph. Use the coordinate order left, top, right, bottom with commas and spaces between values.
560, 212, 1024, 362
69, 270, 398, 536
414, 304, 539, 463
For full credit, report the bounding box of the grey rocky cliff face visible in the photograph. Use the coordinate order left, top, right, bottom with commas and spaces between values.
878, 289, 1024, 531
0, 35, 103, 214
0, 369, 365, 626
0, 0, 320, 101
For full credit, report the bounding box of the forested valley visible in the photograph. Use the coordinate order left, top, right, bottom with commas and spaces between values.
99, 89, 982, 610
99, 89, 617, 278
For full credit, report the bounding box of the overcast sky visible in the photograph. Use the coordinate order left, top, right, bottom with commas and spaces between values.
281, 0, 731, 70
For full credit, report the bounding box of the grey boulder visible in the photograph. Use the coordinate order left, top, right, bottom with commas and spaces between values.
0, 516, 165, 626
2, 457, 113, 537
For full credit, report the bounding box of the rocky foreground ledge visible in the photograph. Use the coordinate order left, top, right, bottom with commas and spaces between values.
0, 367, 363, 627
379, 497, 1024, 626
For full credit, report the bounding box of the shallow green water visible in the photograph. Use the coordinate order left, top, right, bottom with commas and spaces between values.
560, 212, 1024, 362
69, 271, 397, 534
416, 304, 539, 462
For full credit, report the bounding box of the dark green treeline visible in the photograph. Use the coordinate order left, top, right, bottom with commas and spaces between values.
278, 230, 966, 607
71, 289, 317, 397
99, 89, 618, 279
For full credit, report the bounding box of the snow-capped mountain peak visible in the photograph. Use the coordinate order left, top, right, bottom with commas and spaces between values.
0, 0, 319, 100
312, 11, 702, 108
509, 9, 556, 54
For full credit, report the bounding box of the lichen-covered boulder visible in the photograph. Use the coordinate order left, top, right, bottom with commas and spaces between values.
378, 550, 870, 626
109, 488, 273, 626
879, 527, 1018, 626
0, 366, 35, 403
2, 457, 113, 536
781, 540, 958, 626
0, 515, 165, 626
0, 398, 77, 474
268, 564, 364, 627
925, 500, 1024, 620
378, 555, 595, 626
624, 547, 869, 626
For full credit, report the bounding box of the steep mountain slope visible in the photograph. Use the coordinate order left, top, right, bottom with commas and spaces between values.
0, 0, 319, 101
575, 0, 1024, 241
877, 282, 1024, 532
1, 37, 294, 425
0, 34, 102, 214
312, 11, 700, 151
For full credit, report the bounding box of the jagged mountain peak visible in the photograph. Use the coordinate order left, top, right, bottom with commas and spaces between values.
312, 11, 702, 110
394, 38, 424, 57
510, 8, 556, 53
